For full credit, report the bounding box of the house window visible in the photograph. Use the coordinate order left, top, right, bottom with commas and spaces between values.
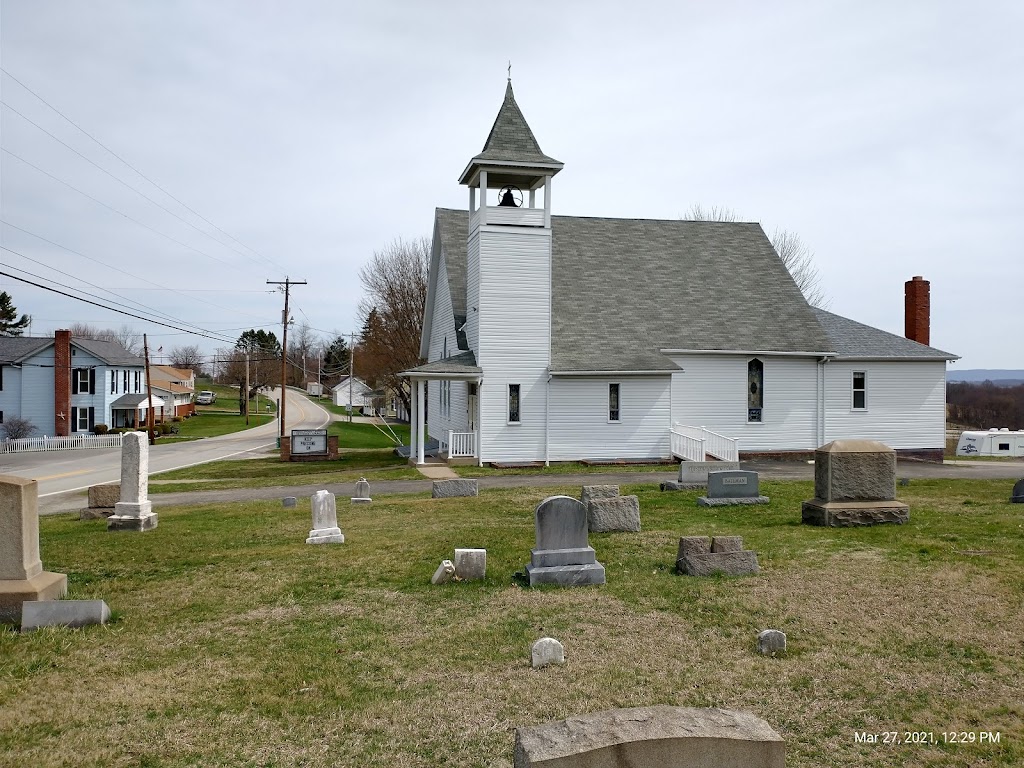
74, 368, 91, 394
75, 407, 90, 432
852, 371, 867, 409
123, 371, 129, 392
747, 358, 763, 422
608, 383, 620, 422
0, 365, 4, 391
111, 371, 117, 394
508, 384, 521, 423
0, 411, 4, 423
134, 371, 140, 392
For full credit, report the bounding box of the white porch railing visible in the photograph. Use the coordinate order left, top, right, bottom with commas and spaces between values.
448, 430, 477, 458
0, 433, 124, 454
671, 424, 740, 462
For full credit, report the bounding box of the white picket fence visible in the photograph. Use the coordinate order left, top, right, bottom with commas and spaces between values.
0, 433, 124, 454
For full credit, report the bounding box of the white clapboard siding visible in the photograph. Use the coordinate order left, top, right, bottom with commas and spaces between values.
669, 354, 819, 451
466, 231, 480, 358
475, 225, 551, 462
20, 346, 57, 433
823, 361, 945, 449
0, 364, 24, 417
426, 257, 457, 363
549, 376, 671, 460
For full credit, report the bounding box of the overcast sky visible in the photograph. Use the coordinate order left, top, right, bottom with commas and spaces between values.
1, 1, 1021, 370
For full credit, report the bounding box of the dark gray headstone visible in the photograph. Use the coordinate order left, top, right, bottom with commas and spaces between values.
587, 496, 641, 533
1011, 479, 1024, 503
757, 629, 787, 655
708, 470, 759, 498
525, 496, 605, 587
282, 497, 297, 508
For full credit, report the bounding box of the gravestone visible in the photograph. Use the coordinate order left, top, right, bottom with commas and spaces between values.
587, 496, 641, 533
0, 475, 68, 623
454, 548, 486, 580
82, 483, 119, 519
431, 559, 456, 585
1011, 479, 1024, 504
675, 535, 759, 577
282, 496, 297, 508
524, 496, 606, 587
757, 629, 787, 656
107, 432, 158, 532
305, 490, 344, 544
21, 600, 110, 632
580, 485, 619, 508
431, 478, 478, 498
513, 706, 785, 768
679, 461, 740, 485
698, 470, 769, 506
352, 477, 372, 503
531, 637, 565, 668
801, 440, 909, 526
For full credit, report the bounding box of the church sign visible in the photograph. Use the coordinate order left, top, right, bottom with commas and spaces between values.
291, 429, 328, 455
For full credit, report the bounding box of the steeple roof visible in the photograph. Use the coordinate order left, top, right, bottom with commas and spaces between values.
458, 82, 563, 186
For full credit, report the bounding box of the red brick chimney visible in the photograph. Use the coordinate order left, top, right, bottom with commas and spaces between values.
904, 276, 930, 346
54, 329, 72, 437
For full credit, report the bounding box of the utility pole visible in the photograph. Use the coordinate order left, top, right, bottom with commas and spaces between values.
244, 349, 250, 426
349, 331, 355, 423
267, 278, 306, 441
143, 333, 156, 445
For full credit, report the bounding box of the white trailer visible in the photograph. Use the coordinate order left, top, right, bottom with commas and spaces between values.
955, 428, 1024, 457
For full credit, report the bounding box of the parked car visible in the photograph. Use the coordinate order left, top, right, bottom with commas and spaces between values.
196, 390, 217, 405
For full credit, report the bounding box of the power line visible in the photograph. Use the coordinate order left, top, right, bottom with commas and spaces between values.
0, 261, 236, 343
0, 74, 288, 274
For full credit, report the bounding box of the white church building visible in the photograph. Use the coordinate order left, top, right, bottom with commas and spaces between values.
402, 82, 957, 466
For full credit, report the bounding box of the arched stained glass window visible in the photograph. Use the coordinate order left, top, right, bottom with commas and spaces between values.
747, 358, 763, 423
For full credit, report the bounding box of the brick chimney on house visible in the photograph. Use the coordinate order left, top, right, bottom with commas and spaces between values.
54, 329, 72, 437
904, 276, 930, 346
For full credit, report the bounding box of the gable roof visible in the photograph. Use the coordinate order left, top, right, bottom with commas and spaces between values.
71, 338, 146, 366
458, 82, 563, 186
0, 336, 52, 364
151, 365, 194, 382
432, 209, 837, 372
811, 308, 957, 360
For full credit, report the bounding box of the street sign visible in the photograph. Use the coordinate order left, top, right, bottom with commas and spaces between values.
291, 428, 327, 454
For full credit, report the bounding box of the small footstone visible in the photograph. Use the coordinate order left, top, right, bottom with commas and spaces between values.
431, 559, 456, 585
531, 637, 565, 668
21, 600, 111, 632
676, 536, 711, 560
454, 548, 486, 580
757, 629, 787, 655
431, 479, 479, 498
282, 497, 297, 508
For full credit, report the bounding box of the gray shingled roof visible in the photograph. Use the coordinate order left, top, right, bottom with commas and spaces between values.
72, 338, 146, 366
812, 308, 957, 360
433, 210, 837, 372
0, 337, 51, 363
404, 350, 480, 376
470, 82, 562, 168
436, 208, 468, 322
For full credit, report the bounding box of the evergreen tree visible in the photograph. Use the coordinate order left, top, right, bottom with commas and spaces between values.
0, 292, 30, 336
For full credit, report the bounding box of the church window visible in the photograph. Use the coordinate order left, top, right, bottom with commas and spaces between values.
508, 384, 521, 424
852, 371, 867, 409
608, 383, 620, 422
747, 359, 763, 422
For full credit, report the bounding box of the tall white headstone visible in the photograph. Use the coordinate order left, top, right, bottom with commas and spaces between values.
107, 432, 158, 531
306, 490, 344, 544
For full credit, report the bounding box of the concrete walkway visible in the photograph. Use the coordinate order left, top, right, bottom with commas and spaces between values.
37, 458, 1023, 516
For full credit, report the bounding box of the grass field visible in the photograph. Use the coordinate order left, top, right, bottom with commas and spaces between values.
326, 420, 410, 449
150, 449, 421, 492
3, 478, 1021, 766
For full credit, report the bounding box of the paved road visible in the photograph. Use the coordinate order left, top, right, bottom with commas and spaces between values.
36, 456, 1024, 516
1, 388, 331, 501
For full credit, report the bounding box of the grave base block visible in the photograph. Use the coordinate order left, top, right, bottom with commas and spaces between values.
698, 496, 770, 507
0, 571, 68, 623
801, 499, 909, 527
526, 562, 606, 587
107, 513, 159, 532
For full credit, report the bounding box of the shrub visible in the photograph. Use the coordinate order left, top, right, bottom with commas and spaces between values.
92, 424, 109, 435
159, 422, 173, 435
1, 416, 39, 440
172, 416, 182, 423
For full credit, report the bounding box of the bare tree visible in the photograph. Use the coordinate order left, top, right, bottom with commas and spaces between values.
68, 322, 143, 354
1, 416, 38, 440
357, 237, 430, 414
683, 204, 829, 308
169, 344, 205, 376
287, 321, 318, 387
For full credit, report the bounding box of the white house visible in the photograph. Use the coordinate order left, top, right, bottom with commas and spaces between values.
149, 364, 196, 419
0, 330, 154, 435
332, 376, 373, 411
403, 82, 957, 466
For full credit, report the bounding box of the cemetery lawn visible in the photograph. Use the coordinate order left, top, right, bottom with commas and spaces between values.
149, 450, 421, 492
4, 479, 1022, 767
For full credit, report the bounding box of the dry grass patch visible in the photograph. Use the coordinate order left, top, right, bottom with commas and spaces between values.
1, 479, 1021, 766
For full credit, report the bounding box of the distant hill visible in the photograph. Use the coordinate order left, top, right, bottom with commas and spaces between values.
946, 369, 1024, 386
